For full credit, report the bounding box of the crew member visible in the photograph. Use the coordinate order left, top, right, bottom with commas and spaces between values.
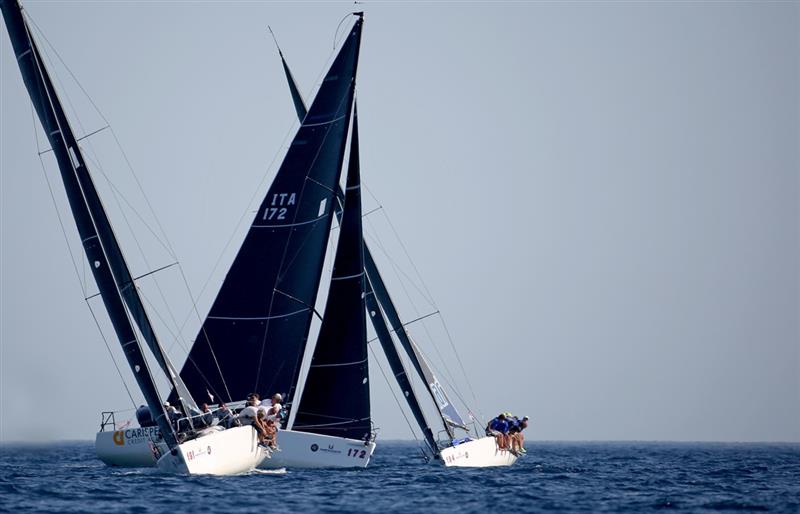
486, 413, 510, 450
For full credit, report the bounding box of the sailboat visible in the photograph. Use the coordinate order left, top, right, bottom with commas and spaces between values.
1, 0, 268, 475
270, 31, 518, 468
96, 11, 376, 470
90, 11, 516, 468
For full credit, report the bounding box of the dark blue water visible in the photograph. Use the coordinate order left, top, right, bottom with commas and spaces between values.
0, 441, 797, 513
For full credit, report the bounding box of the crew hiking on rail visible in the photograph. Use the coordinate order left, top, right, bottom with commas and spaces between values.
486, 413, 529, 455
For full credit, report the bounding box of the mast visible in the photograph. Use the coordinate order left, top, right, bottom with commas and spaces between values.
277, 42, 454, 453
1, 0, 180, 448
177, 14, 364, 406
292, 105, 371, 441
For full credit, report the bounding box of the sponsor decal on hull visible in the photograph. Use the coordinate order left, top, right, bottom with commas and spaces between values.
186, 445, 212, 461
112, 426, 160, 446
444, 450, 470, 464
309, 443, 342, 455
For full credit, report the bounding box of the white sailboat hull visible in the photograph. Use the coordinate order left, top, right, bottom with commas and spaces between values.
96, 427, 374, 469
261, 430, 375, 469
439, 436, 518, 467
155, 426, 267, 475
95, 426, 162, 467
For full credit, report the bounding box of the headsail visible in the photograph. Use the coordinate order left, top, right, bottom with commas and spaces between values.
292, 105, 370, 440
177, 15, 364, 405
1, 0, 181, 447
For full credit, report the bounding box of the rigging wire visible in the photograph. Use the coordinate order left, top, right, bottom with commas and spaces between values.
78, 150, 188, 353
24, 12, 222, 416
362, 225, 459, 386
21, 12, 169, 416
361, 217, 457, 386
30, 106, 86, 298
367, 342, 427, 454
361, 180, 484, 419
86, 301, 138, 409
332, 12, 354, 50
30, 103, 139, 410
25, 9, 236, 401
363, 203, 482, 422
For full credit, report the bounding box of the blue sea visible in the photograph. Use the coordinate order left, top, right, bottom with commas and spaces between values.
0, 441, 797, 513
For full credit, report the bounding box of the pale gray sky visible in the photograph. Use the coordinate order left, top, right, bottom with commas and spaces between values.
1, 1, 798, 443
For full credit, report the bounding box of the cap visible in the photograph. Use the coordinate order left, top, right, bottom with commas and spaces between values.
523, 416, 529, 420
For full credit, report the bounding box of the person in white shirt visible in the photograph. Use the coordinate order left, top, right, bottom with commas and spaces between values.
267, 393, 282, 421
257, 396, 272, 420
236, 394, 260, 426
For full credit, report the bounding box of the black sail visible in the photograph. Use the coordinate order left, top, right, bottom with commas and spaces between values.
1, 0, 179, 447
278, 51, 442, 453
177, 16, 364, 405
293, 106, 370, 440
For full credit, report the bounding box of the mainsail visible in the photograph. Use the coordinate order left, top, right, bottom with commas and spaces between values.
292, 105, 371, 440
1, 0, 182, 447
177, 15, 364, 404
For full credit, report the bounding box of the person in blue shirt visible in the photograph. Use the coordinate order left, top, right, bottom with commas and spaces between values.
508, 415, 529, 454
485, 413, 510, 450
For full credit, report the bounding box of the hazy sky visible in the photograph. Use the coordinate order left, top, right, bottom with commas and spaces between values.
1, 1, 798, 443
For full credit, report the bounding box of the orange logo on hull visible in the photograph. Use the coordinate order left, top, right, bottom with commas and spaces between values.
113, 431, 125, 446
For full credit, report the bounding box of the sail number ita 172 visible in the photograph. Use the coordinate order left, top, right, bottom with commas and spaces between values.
263, 192, 297, 221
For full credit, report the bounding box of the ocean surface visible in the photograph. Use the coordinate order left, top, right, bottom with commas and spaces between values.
0, 441, 797, 513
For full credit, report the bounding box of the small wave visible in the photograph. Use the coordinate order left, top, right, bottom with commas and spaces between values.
111, 470, 148, 476
251, 468, 287, 475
